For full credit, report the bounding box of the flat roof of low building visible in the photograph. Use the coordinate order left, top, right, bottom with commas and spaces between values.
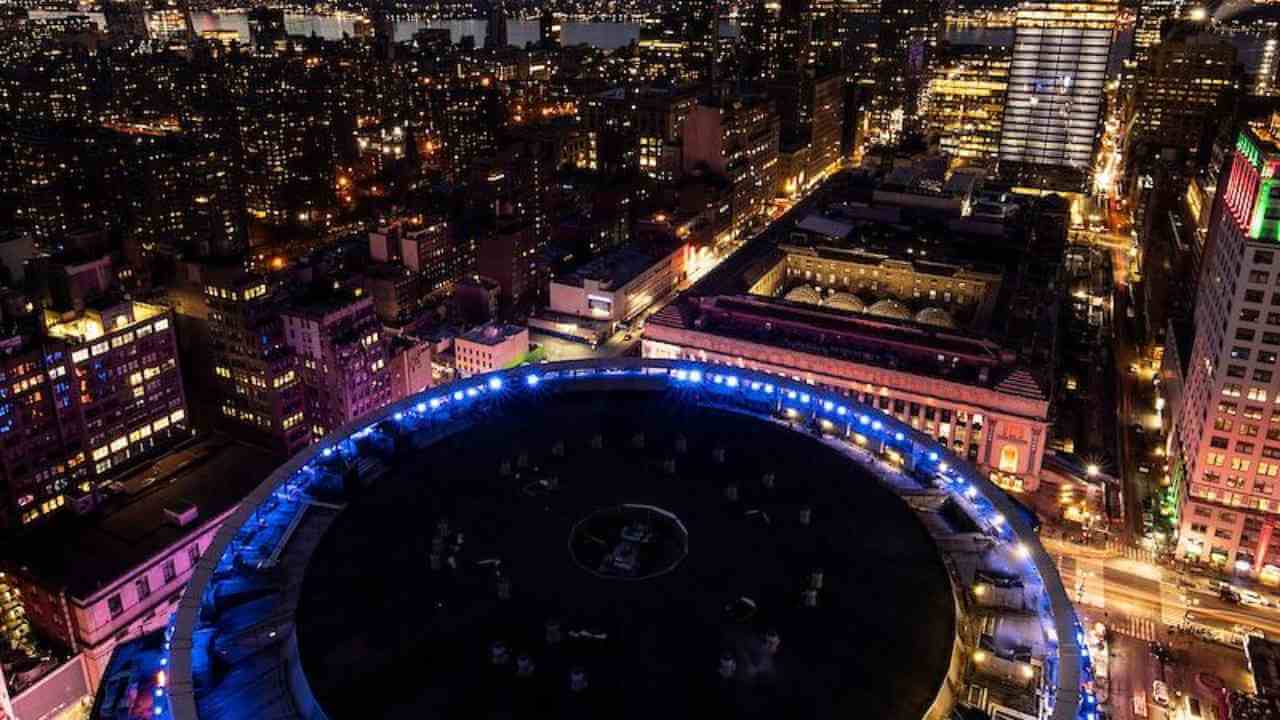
556, 241, 684, 290
3, 440, 279, 601
459, 323, 527, 346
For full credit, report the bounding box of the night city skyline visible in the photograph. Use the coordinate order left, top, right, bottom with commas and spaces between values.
2, 0, 1280, 719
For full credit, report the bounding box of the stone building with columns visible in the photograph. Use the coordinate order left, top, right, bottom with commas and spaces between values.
643, 218, 1052, 491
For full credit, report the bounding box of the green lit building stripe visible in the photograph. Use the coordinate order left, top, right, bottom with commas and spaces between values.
1251, 178, 1274, 238
1240, 131, 1263, 170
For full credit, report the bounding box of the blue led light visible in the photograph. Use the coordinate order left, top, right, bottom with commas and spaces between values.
184, 361, 1083, 720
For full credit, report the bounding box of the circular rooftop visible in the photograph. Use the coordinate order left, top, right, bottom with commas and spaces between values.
783, 285, 821, 305
867, 299, 912, 321
824, 292, 866, 313
293, 388, 956, 720
167, 361, 1088, 720
914, 307, 955, 329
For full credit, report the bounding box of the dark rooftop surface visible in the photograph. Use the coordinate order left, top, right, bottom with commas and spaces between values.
296, 389, 956, 720
5, 440, 278, 599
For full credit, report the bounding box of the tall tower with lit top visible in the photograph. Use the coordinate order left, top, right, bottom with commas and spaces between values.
1174, 120, 1280, 577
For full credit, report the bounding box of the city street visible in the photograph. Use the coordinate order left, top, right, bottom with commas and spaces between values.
1047, 536, 1261, 719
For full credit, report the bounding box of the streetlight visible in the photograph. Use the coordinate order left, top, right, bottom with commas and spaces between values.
1086, 464, 1099, 478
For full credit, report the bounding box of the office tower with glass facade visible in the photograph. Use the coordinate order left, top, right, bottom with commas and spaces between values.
998, 0, 1117, 193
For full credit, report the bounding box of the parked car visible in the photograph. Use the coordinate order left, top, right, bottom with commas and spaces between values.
1153, 680, 1170, 707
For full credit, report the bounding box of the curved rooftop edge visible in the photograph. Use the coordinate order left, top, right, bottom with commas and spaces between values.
161, 358, 1093, 720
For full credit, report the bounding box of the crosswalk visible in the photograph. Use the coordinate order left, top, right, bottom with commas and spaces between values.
1110, 614, 1160, 641
1106, 540, 1158, 564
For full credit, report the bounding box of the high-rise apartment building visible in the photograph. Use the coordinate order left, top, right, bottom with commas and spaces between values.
581, 87, 696, 180
0, 300, 190, 529
281, 287, 393, 440
1175, 122, 1280, 577
435, 86, 500, 180
683, 94, 781, 242
239, 103, 330, 230
204, 270, 308, 456
370, 215, 473, 295
998, 0, 1117, 193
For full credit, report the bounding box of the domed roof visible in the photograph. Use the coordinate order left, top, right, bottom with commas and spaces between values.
784, 285, 822, 305
867, 299, 911, 321
914, 307, 955, 329
824, 292, 866, 313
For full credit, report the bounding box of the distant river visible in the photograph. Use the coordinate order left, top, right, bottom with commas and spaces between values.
30, 10, 642, 48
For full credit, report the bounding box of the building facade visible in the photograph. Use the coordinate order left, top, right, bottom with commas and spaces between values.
281, 289, 393, 440
0, 300, 189, 529
997, 0, 1117, 192
205, 271, 308, 456
455, 323, 528, 377
1175, 123, 1280, 578
549, 242, 689, 324
643, 231, 1050, 489
926, 44, 1011, 164
682, 96, 781, 243
1132, 35, 1236, 160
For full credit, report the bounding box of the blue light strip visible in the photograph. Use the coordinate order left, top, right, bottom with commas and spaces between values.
164, 360, 1086, 720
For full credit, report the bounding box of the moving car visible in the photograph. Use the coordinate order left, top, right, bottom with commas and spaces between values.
1239, 588, 1269, 608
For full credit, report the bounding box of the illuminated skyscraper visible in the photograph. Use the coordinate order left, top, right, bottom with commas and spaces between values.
1132, 34, 1236, 160
1131, 0, 1184, 71
925, 44, 1011, 164
1174, 121, 1280, 576
997, 0, 1117, 192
